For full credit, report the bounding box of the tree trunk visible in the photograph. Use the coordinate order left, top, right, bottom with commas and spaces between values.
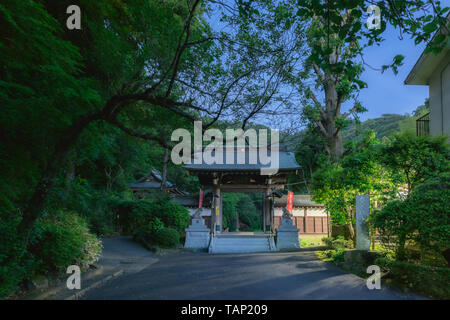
327, 131, 343, 160
346, 221, 355, 243
65, 155, 76, 192
18, 113, 102, 239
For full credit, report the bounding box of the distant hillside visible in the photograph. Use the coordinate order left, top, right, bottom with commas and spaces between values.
344, 99, 430, 140
344, 113, 408, 140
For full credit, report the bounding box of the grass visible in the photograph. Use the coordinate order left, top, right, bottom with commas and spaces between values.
299, 235, 326, 247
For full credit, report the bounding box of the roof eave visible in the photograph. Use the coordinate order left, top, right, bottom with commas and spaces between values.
405, 14, 450, 85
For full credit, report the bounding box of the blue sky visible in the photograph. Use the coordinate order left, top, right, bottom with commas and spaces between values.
206, 4, 434, 125
357, 25, 429, 121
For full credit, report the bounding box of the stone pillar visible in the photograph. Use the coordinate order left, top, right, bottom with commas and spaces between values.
184, 214, 211, 250
356, 194, 370, 250
276, 209, 300, 249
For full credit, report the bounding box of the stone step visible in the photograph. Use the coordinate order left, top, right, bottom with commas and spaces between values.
209, 236, 275, 254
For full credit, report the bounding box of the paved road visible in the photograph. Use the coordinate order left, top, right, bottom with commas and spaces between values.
81, 246, 423, 300
97, 236, 158, 274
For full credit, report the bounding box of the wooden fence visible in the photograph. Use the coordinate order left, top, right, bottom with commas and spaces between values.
274, 216, 331, 234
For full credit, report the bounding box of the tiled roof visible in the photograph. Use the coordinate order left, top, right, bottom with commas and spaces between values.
184, 146, 301, 172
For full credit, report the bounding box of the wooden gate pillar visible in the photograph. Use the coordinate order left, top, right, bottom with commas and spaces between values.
212, 184, 222, 233
264, 188, 271, 233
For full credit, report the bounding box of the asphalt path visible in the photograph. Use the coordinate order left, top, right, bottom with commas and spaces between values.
81, 243, 423, 300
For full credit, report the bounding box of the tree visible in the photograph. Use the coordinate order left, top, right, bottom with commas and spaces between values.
378, 132, 450, 196
369, 172, 450, 263
223, 0, 449, 159
312, 134, 396, 242
293, 126, 328, 194
1, 0, 291, 248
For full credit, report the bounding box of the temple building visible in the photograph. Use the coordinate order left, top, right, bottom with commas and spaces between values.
183, 145, 304, 253
130, 168, 186, 198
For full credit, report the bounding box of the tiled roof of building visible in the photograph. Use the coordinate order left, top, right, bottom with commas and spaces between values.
184, 146, 301, 172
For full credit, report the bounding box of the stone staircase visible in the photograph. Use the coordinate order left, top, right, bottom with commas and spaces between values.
208, 232, 276, 254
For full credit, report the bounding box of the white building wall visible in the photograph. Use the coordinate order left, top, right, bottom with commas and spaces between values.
429, 55, 450, 137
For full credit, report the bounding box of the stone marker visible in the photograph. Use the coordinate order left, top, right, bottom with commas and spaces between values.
184, 208, 211, 250
356, 194, 370, 250
276, 208, 300, 250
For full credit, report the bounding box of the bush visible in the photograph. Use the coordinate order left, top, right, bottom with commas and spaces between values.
376, 257, 450, 299
114, 196, 190, 235
134, 226, 180, 249
369, 173, 450, 262
319, 248, 346, 262
0, 210, 102, 298
322, 236, 353, 249
30, 210, 102, 273
152, 227, 180, 248
0, 212, 35, 298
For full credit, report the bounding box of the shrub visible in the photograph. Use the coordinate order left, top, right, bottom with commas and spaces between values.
30, 210, 102, 273
156, 202, 190, 233
113, 196, 190, 235
331, 248, 346, 262
319, 248, 346, 262
134, 226, 180, 249
152, 227, 180, 248
369, 172, 450, 262
0, 210, 102, 298
0, 212, 36, 298
376, 257, 450, 299
322, 236, 353, 249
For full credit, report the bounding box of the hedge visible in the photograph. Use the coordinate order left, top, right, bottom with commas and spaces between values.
376, 257, 450, 299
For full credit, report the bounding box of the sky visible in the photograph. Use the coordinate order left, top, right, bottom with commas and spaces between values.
206, 3, 439, 126
357, 25, 429, 121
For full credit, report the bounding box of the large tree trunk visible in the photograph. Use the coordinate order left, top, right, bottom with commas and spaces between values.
16, 94, 129, 247
313, 72, 345, 160
326, 129, 344, 160
18, 112, 103, 240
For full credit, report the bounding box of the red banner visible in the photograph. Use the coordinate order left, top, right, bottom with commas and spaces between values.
198, 189, 203, 208
286, 191, 293, 214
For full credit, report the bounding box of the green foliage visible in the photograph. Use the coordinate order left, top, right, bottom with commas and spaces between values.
134, 225, 181, 250
222, 193, 263, 231
322, 236, 354, 250
293, 126, 328, 193
312, 139, 396, 240
369, 173, 450, 262
0, 210, 101, 298
377, 133, 449, 194
112, 195, 189, 249
30, 211, 102, 273
343, 114, 409, 141
151, 227, 180, 249
318, 248, 346, 262
114, 195, 190, 235
0, 212, 34, 298
376, 257, 450, 299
